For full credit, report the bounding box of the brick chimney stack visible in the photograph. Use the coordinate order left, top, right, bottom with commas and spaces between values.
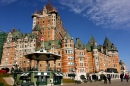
11, 28, 15, 33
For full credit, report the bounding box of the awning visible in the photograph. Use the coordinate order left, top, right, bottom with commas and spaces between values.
54, 73, 63, 76
68, 74, 76, 77
21, 73, 30, 76
35, 72, 50, 76
20, 73, 30, 80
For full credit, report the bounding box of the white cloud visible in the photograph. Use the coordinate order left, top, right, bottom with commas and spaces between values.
0, 0, 17, 5
59, 0, 130, 30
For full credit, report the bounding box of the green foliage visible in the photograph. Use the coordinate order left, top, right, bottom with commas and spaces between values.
80, 75, 86, 80
83, 79, 88, 83
75, 80, 82, 84
0, 73, 10, 77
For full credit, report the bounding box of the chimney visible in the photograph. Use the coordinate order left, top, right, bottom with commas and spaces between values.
11, 28, 15, 33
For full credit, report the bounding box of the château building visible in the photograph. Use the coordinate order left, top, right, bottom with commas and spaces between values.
0, 1, 120, 80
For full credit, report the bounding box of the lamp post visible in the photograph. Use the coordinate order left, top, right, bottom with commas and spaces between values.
11, 62, 19, 86
72, 69, 75, 83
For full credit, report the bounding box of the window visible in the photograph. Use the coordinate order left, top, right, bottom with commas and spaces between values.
68, 56, 73, 60
80, 63, 83, 66
68, 62, 74, 66
80, 68, 84, 73
58, 63, 60, 66
58, 51, 60, 55
80, 58, 83, 61
65, 50, 67, 53
68, 68, 73, 72
40, 64, 42, 67
114, 64, 117, 67
96, 62, 99, 65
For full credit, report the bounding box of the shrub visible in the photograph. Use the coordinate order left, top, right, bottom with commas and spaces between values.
75, 80, 82, 84
62, 78, 74, 83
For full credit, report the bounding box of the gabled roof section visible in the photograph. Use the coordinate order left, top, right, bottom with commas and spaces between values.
44, 40, 62, 50
26, 33, 37, 40
39, 1, 57, 14
75, 38, 85, 50
11, 29, 37, 41
46, 2, 55, 12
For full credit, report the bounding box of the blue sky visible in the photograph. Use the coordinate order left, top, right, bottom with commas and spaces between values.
0, 0, 130, 70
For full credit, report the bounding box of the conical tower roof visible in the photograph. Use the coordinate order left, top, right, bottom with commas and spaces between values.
103, 37, 118, 51
75, 38, 85, 49
63, 32, 72, 39
88, 36, 96, 45
103, 37, 111, 47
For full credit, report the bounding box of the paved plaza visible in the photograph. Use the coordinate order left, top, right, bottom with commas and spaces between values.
62, 79, 130, 86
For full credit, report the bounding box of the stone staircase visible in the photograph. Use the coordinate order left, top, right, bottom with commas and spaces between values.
3, 77, 14, 85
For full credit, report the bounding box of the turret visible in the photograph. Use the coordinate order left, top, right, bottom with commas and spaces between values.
103, 37, 118, 56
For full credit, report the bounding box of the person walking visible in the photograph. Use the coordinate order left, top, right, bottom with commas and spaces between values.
120, 74, 124, 82
107, 74, 111, 84
103, 75, 107, 84
125, 74, 129, 82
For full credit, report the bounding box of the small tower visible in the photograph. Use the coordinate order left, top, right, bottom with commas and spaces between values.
61, 32, 74, 73
92, 42, 99, 72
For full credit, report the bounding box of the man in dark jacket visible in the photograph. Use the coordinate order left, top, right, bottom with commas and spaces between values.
103, 75, 107, 84
120, 74, 124, 82
107, 74, 111, 84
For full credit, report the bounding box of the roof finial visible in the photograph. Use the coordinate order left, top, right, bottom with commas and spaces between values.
48, 0, 50, 3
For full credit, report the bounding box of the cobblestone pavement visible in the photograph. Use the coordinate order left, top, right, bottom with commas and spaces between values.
62, 79, 130, 86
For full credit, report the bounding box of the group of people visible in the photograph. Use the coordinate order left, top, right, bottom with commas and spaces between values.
103, 73, 129, 84
103, 74, 111, 84
120, 73, 129, 82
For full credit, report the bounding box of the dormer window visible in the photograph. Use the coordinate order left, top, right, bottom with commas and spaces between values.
48, 42, 51, 46
78, 44, 81, 47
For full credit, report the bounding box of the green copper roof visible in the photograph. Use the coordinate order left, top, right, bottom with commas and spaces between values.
32, 24, 41, 33
75, 38, 85, 50
44, 40, 62, 50
103, 37, 117, 51
88, 36, 96, 46
12, 30, 22, 38
85, 36, 97, 51
86, 43, 92, 51
103, 37, 111, 47
63, 32, 72, 39
92, 43, 97, 49
11, 29, 37, 41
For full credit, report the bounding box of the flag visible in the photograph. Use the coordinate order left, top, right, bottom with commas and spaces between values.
40, 36, 44, 41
